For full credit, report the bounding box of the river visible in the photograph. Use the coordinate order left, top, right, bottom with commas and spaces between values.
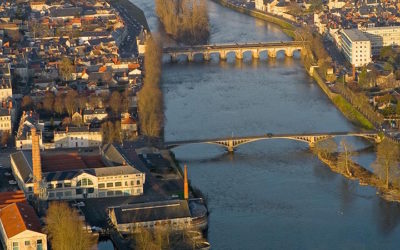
129, 0, 400, 249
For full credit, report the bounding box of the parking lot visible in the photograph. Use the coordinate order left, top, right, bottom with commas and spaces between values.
0, 150, 19, 192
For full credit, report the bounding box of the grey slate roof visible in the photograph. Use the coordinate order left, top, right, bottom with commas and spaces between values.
10, 151, 33, 183
112, 200, 191, 224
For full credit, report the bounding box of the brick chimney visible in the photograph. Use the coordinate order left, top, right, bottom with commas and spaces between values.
184, 164, 189, 200
31, 127, 42, 197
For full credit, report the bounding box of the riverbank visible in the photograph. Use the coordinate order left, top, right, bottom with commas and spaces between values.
210, 0, 296, 39
317, 153, 400, 203
107, 0, 150, 31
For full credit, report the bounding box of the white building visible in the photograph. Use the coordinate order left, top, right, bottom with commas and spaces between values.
10, 144, 146, 201
359, 26, 400, 56
83, 108, 108, 123
340, 29, 372, 67
0, 202, 47, 250
15, 111, 43, 150
0, 109, 11, 134
53, 127, 103, 148
255, 0, 267, 11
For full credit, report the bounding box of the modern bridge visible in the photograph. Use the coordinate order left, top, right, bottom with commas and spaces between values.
165, 132, 380, 153
163, 41, 306, 62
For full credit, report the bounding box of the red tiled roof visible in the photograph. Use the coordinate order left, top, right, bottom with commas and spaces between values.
0, 202, 42, 238
0, 191, 27, 209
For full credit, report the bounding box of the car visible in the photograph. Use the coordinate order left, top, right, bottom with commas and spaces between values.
266, 133, 273, 138
4, 172, 11, 176
72, 201, 85, 207
8, 180, 17, 185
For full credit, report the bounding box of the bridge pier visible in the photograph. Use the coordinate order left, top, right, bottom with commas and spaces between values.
171, 54, 178, 63
220, 51, 227, 61
187, 53, 194, 62
227, 140, 234, 153
268, 50, 277, 58
252, 50, 260, 59
235, 50, 243, 60
285, 49, 294, 57
203, 52, 210, 61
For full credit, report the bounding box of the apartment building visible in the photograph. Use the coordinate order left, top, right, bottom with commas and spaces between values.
340, 29, 372, 67
359, 26, 400, 55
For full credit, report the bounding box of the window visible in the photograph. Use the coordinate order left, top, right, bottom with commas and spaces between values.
25, 240, 30, 246
115, 190, 122, 196
98, 183, 105, 188
12, 242, 18, 250
99, 192, 106, 197
76, 189, 83, 195
107, 191, 114, 196
136, 180, 140, 185
136, 189, 141, 194
64, 191, 72, 196
28, 187, 33, 192
125, 181, 128, 186
64, 183, 71, 188
88, 188, 94, 193
37, 239, 43, 250
115, 182, 122, 187
48, 192, 55, 198
106, 183, 113, 188
56, 192, 63, 198
56, 183, 63, 188
48, 184, 54, 189
77, 178, 93, 187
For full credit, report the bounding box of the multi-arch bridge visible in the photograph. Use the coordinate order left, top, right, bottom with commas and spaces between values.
165, 132, 380, 153
163, 41, 305, 63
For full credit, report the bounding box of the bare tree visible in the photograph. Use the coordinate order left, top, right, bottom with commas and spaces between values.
54, 93, 65, 115
337, 139, 357, 177
313, 138, 337, 159
372, 139, 400, 189
43, 92, 55, 113
45, 202, 96, 250
109, 91, 121, 115
21, 95, 33, 110
59, 57, 74, 81
64, 90, 78, 117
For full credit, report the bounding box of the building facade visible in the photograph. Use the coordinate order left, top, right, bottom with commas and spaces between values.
340, 29, 372, 67
359, 26, 400, 56
10, 141, 145, 201
0, 203, 47, 250
53, 127, 102, 148
0, 109, 11, 134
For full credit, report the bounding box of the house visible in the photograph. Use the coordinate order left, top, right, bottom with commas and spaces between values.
0, 202, 47, 250
10, 131, 145, 201
83, 108, 107, 123
53, 126, 102, 148
121, 112, 138, 139
0, 108, 11, 134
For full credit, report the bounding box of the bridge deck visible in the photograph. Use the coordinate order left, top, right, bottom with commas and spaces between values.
165, 132, 377, 146
163, 41, 306, 53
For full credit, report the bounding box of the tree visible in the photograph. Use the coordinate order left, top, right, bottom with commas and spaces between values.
64, 90, 78, 117
138, 36, 164, 137
43, 92, 55, 113
372, 139, 400, 189
54, 93, 65, 115
59, 57, 74, 81
21, 96, 33, 110
45, 202, 96, 250
109, 91, 121, 115
313, 138, 337, 159
337, 139, 356, 177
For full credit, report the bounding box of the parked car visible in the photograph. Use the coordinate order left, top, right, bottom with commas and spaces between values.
8, 180, 17, 185
4, 172, 11, 176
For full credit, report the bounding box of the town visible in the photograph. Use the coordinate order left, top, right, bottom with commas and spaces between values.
0, 0, 400, 249
0, 0, 208, 249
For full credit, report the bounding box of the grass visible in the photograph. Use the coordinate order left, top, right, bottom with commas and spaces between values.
332, 95, 375, 130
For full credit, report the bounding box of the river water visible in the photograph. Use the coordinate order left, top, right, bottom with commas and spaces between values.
129, 0, 400, 249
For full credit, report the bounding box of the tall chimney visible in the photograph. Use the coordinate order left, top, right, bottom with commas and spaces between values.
184, 164, 189, 200
31, 127, 42, 197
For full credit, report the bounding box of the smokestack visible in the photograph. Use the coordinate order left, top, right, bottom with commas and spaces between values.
184, 164, 189, 200
31, 127, 42, 197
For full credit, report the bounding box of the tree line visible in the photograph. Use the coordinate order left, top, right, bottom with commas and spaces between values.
155, 0, 210, 45
138, 36, 164, 138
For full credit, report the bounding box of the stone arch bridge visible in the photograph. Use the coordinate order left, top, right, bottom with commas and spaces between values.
165, 132, 380, 153
163, 41, 306, 63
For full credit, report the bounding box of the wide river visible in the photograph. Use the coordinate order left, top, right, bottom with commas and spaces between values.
130, 0, 400, 249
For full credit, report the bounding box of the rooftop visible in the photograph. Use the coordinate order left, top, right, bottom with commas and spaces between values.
0, 202, 43, 238
342, 29, 370, 41
0, 191, 27, 209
